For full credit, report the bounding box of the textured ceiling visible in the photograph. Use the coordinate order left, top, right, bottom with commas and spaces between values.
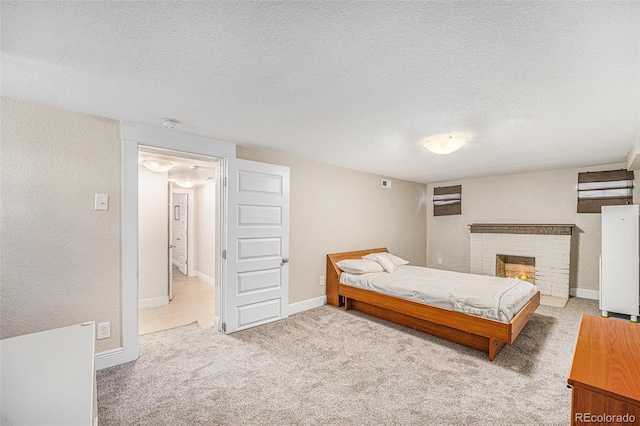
2, 1, 639, 183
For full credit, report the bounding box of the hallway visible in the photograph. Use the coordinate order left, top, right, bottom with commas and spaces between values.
139, 267, 214, 335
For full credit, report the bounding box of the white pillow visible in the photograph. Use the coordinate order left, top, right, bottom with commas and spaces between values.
376, 253, 398, 274
363, 252, 409, 267
336, 259, 384, 274
370, 252, 398, 273
387, 253, 410, 266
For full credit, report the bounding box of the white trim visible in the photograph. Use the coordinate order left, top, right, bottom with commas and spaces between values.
118, 122, 235, 369
139, 296, 169, 309
570, 288, 600, 300
95, 347, 124, 371
118, 139, 140, 367
196, 270, 215, 286
288, 295, 327, 315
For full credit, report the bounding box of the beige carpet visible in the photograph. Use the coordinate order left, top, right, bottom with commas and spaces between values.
97, 297, 600, 425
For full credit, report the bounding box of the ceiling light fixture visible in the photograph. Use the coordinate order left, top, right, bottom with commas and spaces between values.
424, 134, 467, 155
172, 179, 196, 188
141, 159, 174, 172
162, 119, 181, 130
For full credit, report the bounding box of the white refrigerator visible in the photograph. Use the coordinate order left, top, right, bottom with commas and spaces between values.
600, 204, 639, 322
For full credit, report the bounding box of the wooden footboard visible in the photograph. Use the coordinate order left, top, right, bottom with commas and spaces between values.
327, 248, 541, 360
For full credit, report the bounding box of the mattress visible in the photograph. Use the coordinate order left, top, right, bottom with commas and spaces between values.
339, 265, 538, 322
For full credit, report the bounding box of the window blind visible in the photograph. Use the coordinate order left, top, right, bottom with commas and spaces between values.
577, 169, 634, 213
433, 185, 461, 216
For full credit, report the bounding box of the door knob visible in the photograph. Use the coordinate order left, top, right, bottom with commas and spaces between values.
169, 245, 176, 249
177, 238, 181, 241
280, 257, 289, 266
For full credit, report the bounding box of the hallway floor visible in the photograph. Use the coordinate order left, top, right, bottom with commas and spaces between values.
139, 267, 214, 335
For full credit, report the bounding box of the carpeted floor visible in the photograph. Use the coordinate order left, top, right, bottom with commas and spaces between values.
97, 297, 601, 425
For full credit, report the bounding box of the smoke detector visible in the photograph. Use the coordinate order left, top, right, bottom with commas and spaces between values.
162, 119, 181, 130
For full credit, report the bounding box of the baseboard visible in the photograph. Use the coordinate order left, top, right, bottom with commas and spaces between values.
95, 347, 124, 370
139, 296, 169, 309
569, 288, 599, 300
288, 295, 326, 315
196, 270, 215, 286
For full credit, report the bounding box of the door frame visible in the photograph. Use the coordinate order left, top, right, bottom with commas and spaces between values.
171, 188, 195, 277
95, 122, 235, 370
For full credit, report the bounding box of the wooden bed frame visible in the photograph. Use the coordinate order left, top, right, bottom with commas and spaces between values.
326, 248, 541, 361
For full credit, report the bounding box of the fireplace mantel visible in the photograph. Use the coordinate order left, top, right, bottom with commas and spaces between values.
469, 223, 575, 236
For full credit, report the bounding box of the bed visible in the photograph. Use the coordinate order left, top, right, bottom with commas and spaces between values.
326, 248, 541, 360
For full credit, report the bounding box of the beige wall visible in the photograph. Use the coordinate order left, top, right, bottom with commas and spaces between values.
237, 147, 428, 304
195, 182, 216, 279
12, 96, 622, 355
426, 163, 635, 292
138, 166, 168, 301
1, 98, 122, 352
2, 99, 426, 352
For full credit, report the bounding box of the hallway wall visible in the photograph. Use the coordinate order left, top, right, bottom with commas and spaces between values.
138, 166, 169, 307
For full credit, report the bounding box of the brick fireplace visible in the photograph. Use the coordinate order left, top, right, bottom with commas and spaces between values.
469, 224, 574, 307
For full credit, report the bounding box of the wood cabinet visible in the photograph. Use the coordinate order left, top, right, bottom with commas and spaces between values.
568, 315, 640, 425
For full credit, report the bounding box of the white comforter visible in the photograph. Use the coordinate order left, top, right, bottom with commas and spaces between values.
339, 266, 537, 322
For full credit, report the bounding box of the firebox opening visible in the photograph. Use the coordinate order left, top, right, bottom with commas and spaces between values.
496, 254, 535, 284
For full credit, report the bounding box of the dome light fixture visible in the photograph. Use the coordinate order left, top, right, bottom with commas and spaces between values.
172, 179, 196, 188
141, 159, 174, 172
424, 134, 467, 155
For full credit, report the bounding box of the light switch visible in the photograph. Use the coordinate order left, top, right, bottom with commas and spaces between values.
95, 194, 109, 211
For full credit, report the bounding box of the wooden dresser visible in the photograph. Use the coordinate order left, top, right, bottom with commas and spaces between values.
567, 315, 640, 425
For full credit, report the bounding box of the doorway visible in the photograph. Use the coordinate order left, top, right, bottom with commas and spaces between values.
137, 147, 220, 335
103, 123, 288, 370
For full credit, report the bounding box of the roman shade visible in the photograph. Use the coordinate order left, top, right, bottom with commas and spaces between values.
577, 169, 634, 213
433, 185, 461, 216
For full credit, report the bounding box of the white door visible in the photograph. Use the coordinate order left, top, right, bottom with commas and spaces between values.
174, 194, 188, 275
224, 159, 290, 333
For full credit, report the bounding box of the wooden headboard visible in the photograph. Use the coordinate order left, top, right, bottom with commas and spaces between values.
326, 248, 388, 306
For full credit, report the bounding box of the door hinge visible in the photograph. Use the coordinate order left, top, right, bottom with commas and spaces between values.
222, 250, 227, 260
222, 322, 226, 332
223, 177, 227, 187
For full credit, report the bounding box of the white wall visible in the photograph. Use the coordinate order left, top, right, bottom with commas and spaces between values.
236, 146, 428, 304
426, 163, 637, 293
1, 97, 121, 352
138, 167, 168, 305
195, 182, 216, 284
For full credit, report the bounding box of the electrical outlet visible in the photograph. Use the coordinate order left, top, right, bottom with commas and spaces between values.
320, 275, 325, 286
97, 322, 111, 340
437, 257, 443, 265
